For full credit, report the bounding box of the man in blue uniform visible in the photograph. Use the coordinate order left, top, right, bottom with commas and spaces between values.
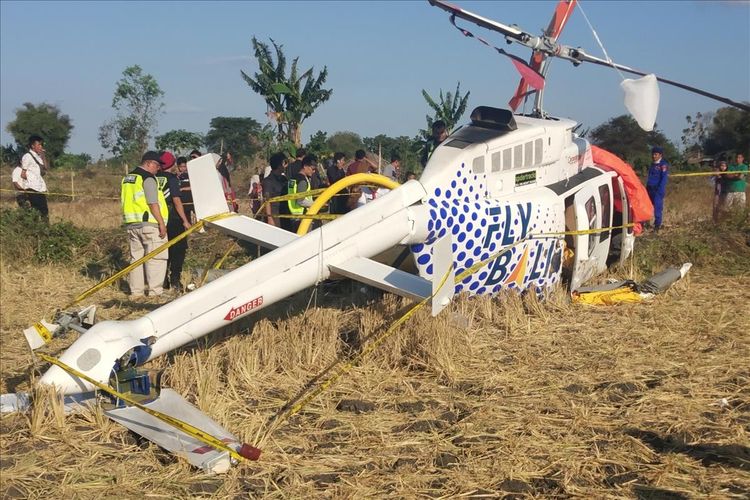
646, 146, 669, 232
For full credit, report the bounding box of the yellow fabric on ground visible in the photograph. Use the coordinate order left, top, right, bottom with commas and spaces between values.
572, 287, 644, 305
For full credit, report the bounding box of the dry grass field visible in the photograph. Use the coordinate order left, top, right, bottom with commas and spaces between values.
0, 167, 748, 498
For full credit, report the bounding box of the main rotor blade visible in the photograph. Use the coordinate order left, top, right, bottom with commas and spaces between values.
575, 51, 750, 112
428, 0, 529, 42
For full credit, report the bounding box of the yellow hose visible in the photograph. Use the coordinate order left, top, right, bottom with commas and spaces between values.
296, 173, 400, 235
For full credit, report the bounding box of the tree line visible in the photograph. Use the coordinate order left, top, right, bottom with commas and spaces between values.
3, 36, 748, 173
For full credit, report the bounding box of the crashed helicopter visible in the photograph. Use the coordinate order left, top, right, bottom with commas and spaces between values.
3, 0, 747, 473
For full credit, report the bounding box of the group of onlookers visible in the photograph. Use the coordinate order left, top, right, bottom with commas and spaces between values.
256, 148, 417, 234
712, 153, 747, 223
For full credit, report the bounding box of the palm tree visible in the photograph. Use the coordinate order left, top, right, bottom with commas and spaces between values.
241, 37, 333, 146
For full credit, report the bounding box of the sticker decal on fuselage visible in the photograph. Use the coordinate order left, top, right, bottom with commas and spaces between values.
224, 296, 264, 321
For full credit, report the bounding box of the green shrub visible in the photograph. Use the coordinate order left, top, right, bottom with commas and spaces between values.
0, 208, 91, 263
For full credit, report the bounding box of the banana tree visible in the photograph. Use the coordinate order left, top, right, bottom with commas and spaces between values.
242, 37, 333, 146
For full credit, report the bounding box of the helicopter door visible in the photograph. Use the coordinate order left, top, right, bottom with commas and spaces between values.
570, 178, 613, 290
616, 177, 635, 264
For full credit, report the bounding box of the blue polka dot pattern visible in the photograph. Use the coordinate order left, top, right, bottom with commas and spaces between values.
411, 160, 565, 293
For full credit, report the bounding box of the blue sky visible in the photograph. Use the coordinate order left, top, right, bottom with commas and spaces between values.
1, 1, 748, 158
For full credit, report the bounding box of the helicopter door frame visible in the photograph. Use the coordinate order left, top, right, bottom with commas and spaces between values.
570, 173, 615, 290
616, 176, 635, 264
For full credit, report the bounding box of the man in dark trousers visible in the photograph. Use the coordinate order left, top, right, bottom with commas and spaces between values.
261, 152, 289, 228
19, 135, 49, 220
326, 152, 347, 214
646, 146, 669, 232
157, 151, 192, 291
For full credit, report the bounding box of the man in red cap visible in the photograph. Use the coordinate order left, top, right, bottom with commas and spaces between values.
157, 151, 192, 292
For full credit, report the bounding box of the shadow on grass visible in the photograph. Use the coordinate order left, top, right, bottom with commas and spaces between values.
626, 428, 750, 471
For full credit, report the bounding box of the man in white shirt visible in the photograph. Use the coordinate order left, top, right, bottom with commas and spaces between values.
20, 135, 49, 220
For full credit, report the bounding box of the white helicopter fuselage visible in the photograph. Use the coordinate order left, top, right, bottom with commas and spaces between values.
39, 109, 635, 395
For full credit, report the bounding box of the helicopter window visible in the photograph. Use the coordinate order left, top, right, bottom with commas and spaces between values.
524, 141, 533, 167
534, 138, 543, 165
585, 196, 598, 258
445, 139, 472, 149
513, 145, 523, 169
503, 148, 512, 171
491, 151, 502, 172
472, 155, 485, 173
599, 184, 611, 242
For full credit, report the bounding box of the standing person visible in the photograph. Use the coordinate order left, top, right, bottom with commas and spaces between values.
175, 156, 194, 224
712, 160, 728, 223
346, 149, 374, 176
310, 160, 328, 190
261, 152, 289, 228
189, 149, 202, 161
421, 120, 448, 167
121, 151, 169, 297
382, 153, 401, 183
157, 151, 192, 292
248, 174, 263, 215
405, 171, 417, 181
287, 154, 317, 233
11, 165, 30, 208
646, 146, 669, 232
287, 148, 306, 179
326, 152, 347, 214
725, 153, 748, 210
20, 135, 49, 220
216, 153, 238, 212
345, 149, 375, 211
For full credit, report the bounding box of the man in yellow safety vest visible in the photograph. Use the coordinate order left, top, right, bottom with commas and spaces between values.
121, 151, 169, 297
287, 155, 317, 233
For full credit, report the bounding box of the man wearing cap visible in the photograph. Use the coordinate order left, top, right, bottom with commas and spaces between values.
646, 146, 669, 232
121, 151, 169, 297
157, 151, 192, 292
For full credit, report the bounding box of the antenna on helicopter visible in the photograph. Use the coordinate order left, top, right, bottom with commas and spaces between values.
428, 0, 750, 115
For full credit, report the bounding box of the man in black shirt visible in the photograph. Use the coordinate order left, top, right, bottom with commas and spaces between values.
261, 152, 290, 229
157, 151, 191, 292
326, 152, 347, 214
287, 148, 306, 179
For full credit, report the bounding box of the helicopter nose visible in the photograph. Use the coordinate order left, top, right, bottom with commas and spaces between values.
37, 320, 150, 395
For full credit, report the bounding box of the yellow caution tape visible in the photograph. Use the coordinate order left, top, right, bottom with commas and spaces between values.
33, 322, 53, 343
66, 212, 236, 309
36, 353, 247, 462
0, 188, 119, 200
273, 213, 338, 221
261, 220, 638, 441
670, 169, 748, 178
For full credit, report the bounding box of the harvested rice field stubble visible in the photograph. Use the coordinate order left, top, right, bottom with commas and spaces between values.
1, 172, 749, 498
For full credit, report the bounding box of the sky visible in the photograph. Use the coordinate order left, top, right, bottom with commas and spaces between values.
1, 1, 748, 158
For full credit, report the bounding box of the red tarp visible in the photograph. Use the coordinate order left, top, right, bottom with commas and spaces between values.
591, 145, 653, 235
